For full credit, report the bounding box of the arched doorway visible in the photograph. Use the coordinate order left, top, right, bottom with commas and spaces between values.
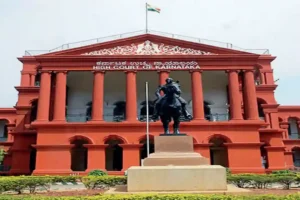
0, 120, 8, 142
209, 136, 229, 167
140, 137, 154, 164
292, 147, 300, 167
105, 136, 124, 171
70, 138, 89, 171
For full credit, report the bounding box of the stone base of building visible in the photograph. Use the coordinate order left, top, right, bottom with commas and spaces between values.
127, 165, 227, 192
32, 169, 74, 175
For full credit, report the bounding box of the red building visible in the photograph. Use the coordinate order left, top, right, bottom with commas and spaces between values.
0, 32, 300, 175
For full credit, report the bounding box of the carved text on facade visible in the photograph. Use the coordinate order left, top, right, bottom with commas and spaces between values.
93, 61, 200, 71
82, 40, 216, 55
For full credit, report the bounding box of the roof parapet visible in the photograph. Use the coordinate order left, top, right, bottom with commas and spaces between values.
24, 30, 270, 56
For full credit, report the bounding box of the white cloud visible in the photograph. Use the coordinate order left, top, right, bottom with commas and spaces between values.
0, 0, 299, 106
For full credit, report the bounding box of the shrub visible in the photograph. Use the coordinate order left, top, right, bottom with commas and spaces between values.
82, 176, 126, 190
225, 168, 231, 176
0, 175, 80, 194
250, 174, 275, 189
0, 194, 300, 200
273, 175, 297, 190
88, 170, 108, 176
271, 170, 295, 175
227, 174, 253, 188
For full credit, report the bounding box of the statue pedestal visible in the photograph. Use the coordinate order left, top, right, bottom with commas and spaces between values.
127, 135, 227, 192
143, 134, 209, 166
127, 165, 227, 192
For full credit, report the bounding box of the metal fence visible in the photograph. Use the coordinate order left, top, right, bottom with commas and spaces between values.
24, 30, 269, 56
65, 113, 229, 123
0, 165, 11, 172
0, 137, 8, 142
289, 133, 300, 140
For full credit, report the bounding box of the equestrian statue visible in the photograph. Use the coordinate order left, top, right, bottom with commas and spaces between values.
152, 78, 193, 134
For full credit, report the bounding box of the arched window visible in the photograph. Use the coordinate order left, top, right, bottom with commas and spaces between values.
35, 73, 41, 86
260, 144, 269, 169
0, 120, 8, 142
29, 147, 36, 172
139, 137, 155, 163
70, 138, 89, 171
139, 101, 154, 122
105, 137, 124, 171
30, 99, 38, 123
204, 101, 212, 120
292, 147, 300, 167
257, 98, 266, 119
209, 135, 229, 167
86, 101, 92, 121
288, 117, 299, 139
113, 101, 126, 122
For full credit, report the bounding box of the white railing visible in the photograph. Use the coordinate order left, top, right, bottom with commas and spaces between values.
24, 29, 269, 56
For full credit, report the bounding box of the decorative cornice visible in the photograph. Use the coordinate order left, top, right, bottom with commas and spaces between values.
224, 142, 264, 147
257, 55, 276, 61
256, 84, 277, 91
83, 144, 108, 149
0, 108, 16, 114
15, 86, 40, 93
119, 144, 143, 148
261, 104, 280, 109
0, 142, 13, 146
278, 106, 300, 112
82, 40, 217, 56
283, 139, 300, 143
261, 104, 280, 113
258, 128, 283, 133
194, 143, 212, 147
32, 144, 75, 150
264, 146, 286, 151
10, 130, 36, 135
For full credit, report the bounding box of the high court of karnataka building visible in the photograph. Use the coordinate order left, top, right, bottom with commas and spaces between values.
0, 31, 300, 175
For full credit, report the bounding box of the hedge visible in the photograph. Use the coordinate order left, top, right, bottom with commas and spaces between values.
0, 194, 300, 200
0, 175, 79, 194
81, 176, 127, 189
0, 170, 299, 195
227, 173, 300, 189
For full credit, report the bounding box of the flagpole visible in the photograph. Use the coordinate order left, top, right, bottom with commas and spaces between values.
145, 82, 150, 157
145, 3, 148, 33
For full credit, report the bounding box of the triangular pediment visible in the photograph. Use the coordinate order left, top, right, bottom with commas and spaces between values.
82, 40, 216, 55
37, 34, 256, 56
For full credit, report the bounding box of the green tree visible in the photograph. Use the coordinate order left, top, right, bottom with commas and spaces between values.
0, 149, 6, 165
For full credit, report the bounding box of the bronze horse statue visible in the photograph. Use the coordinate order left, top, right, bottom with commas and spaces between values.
152, 78, 192, 134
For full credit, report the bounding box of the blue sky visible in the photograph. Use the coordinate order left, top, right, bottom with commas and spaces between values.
0, 0, 299, 107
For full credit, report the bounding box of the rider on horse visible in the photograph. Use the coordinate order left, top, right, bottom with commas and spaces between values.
152, 77, 193, 121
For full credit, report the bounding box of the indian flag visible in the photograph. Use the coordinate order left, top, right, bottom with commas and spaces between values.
147, 3, 161, 13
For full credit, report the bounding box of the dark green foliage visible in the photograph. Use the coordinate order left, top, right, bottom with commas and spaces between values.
81, 176, 126, 189
88, 170, 108, 176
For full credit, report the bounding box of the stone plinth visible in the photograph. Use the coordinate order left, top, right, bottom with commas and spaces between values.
143, 135, 209, 166
127, 165, 227, 192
